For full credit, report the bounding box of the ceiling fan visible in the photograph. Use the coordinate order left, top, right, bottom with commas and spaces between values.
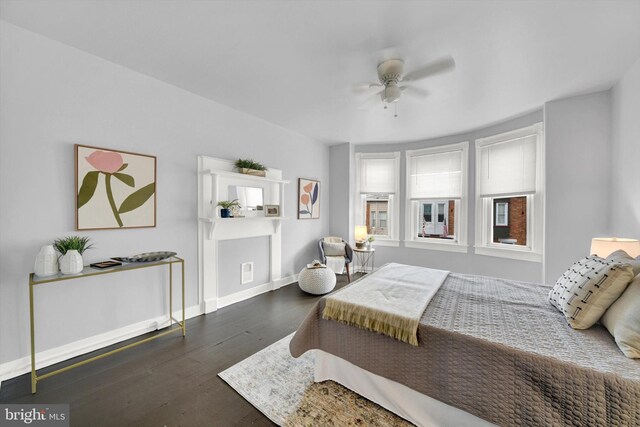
353, 56, 456, 111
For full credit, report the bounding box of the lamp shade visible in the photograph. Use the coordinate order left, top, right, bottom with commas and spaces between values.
355, 225, 368, 242
590, 237, 640, 258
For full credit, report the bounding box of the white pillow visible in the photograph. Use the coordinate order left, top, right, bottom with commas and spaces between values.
323, 241, 346, 257
601, 274, 640, 358
606, 249, 640, 276
548, 256, 634, 329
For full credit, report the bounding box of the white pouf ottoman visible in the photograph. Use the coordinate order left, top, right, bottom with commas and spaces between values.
298, 266, 336, 295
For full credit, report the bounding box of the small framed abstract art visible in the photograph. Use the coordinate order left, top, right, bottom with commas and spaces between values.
298, 178, 320, 219
75, 144, 157, 230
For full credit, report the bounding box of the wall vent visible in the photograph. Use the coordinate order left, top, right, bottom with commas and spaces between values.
241, 262, 254, 284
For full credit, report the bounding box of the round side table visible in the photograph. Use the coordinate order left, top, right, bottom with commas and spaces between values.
353, 247, 375, 274
298, 266, 336, 295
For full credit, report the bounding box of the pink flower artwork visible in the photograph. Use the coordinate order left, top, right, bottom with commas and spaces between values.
76, 145, 156, 229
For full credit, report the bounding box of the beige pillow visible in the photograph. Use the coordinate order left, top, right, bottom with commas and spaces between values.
601, 274, 640, 358
549, 256, 634, 329
323, 241, 346, 257
606, 249, 640, 276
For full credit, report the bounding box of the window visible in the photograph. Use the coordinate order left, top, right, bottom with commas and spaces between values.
475, 123, 544, 261
405, 142, 468, 252
355, 152, 400, 246
495, 201, 509, 227
366, 197, 389, 235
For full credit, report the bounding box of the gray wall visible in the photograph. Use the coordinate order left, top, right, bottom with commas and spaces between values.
352, 111, 545, 283
218, 237, 270, 297
0, 23, 330, 365
544, 91, 612, 283
329, 143, 355, 244
611, 57, 640, 238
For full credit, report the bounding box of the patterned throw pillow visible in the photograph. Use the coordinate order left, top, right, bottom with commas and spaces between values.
549, 256, 634, 329
323, 241, 346, 257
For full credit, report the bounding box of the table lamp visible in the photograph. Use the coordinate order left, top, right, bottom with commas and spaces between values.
590, 237, 640, 258
355, 225, 368, 249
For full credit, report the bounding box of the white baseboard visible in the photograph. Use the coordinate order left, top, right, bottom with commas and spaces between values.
0, 304, 202, 387
273, 274, 298, 290
217, 274, 298, 309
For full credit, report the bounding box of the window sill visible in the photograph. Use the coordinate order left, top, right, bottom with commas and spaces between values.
404, 240, 468, 253
370, 239, 400, 248
474, 246, 542, 262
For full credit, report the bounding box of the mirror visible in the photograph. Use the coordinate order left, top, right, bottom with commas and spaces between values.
228, 185, 263, 211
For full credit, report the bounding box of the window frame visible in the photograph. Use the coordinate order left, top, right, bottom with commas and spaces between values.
355, 152, 401, 247
474, 123, 544, 262
404, 142, 469, 253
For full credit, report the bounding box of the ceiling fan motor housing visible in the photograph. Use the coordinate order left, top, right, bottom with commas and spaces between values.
377, 59, 405, 85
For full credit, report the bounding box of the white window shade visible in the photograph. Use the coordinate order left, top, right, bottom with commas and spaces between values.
478, 135, 537, 197
359, 158, 396, 193
408, 150, 462, 199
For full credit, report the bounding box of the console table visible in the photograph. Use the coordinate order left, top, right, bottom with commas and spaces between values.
28, 256, 185, 394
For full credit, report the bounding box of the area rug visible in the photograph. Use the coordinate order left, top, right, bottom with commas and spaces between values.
218, 333, 412, 426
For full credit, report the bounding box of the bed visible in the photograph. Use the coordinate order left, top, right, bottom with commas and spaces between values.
290, 263, 640, 427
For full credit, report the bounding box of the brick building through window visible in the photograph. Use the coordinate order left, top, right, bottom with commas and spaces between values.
492, 196, 527, 246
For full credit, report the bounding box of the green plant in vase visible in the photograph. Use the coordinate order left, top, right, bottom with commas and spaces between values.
53, 236, 94, 255
235, 159, 267, 176
53, 236, 94, 275
217, 199, 241, 218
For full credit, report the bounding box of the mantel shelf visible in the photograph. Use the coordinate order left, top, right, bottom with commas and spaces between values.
199, 216, 288, 222
203, 169, 290, 184
199, 216, 288, 239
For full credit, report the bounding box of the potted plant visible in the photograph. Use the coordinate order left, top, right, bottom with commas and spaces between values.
217, 199, 241, 218
235, 159, 267, 177
53, 236, 93, 274
366, 235, 375, 249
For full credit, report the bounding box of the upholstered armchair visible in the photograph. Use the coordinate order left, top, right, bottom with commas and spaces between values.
318, 237, 353, 282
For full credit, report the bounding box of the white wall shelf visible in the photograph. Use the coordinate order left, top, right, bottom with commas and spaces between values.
198, 216, 288, 239
203, 169, 290, 185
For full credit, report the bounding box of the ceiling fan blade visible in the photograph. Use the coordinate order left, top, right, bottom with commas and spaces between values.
400, 85, 429, 99
358, 90, 384, 110
402, 56, 456, 82
352, 83, 383, 93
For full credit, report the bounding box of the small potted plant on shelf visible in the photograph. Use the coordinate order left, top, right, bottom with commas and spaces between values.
235, 159, 267, 177
53, 236, 93, 275
217, 199, 241, 218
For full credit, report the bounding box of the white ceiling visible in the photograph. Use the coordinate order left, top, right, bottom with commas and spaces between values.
2, 0, 640, 144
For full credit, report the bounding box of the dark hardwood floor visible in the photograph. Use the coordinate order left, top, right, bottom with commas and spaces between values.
0, 275, 355, 426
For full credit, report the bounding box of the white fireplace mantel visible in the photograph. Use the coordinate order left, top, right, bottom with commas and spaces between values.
197, 156, 289, 313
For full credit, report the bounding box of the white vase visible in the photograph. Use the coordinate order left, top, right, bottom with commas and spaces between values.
34, 245, 58, 277
59, 250, 84, 275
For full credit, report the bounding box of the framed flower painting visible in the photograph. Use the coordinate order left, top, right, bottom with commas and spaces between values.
298, 178, 320, 219
75, 144, 156, 230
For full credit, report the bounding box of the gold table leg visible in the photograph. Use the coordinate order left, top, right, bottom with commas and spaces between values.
169, 262, 173, 328
29, 278, 37, 394
182, 260, 186, 337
